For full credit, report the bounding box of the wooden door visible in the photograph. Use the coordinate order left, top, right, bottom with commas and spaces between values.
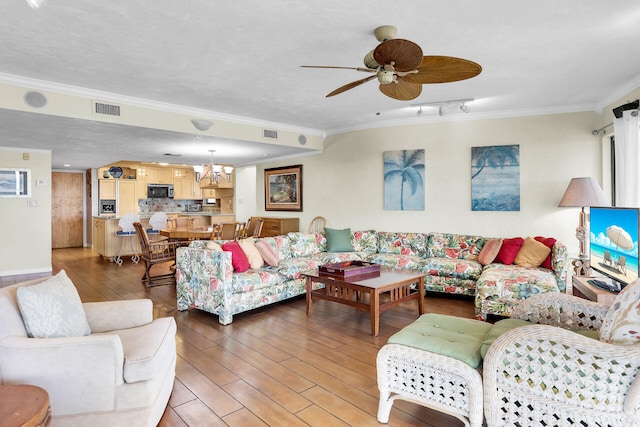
52, 172, 84, 248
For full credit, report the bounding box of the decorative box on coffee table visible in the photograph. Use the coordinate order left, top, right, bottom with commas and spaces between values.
318, 260, 381, 281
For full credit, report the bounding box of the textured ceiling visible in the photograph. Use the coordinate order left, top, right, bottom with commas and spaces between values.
1, 1, 639, 169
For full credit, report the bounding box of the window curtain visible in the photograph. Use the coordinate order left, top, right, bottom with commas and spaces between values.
613, 109, 640, 207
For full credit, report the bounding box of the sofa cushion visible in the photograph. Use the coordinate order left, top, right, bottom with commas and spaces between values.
352, 230, 378, 253
324, 227, 354, 252
231, 269, 283, 292
288, 232, 324, 258
494, 237, 525, 265
16, 270, 91, 338
514, 237, 551, 268
205, 241, 223, 251
477, 238, 502, 266
107, 316, 176, 384
238, 238, 264, 269
423, 257, 483, 280
312, 251, 365, 265
365, 253, 425, 271
255, 239, 279, 266
222, 241, 250, 273
377, 232, 429, 257
534, 236, 557, 269
427, 232, 485, 260
600, 278, 640, 345
388, 313, 492, 368
277, 257, 324, 279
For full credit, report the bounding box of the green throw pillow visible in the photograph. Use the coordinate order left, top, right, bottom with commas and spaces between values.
325, 227, 354, 252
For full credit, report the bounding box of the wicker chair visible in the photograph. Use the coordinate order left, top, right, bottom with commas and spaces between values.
377, 292, 640, 427
484, 292, 640, 427
308, 216, 326, 233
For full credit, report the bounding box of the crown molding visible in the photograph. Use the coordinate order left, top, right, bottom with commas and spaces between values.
0, 72, 323, 137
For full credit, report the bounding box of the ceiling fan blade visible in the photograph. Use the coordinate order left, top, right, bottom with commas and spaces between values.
326, 75, 377, 97
379, 79, 422, 101
373, 39, 423, 72
401, 56, 482, 84
301, 65, 375, 73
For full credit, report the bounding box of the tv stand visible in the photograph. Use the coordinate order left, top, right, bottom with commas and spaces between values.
572, 275, 617, 306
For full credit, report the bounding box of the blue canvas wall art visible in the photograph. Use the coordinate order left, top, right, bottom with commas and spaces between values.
384, 149, 425, 211
471, 145, 520, 211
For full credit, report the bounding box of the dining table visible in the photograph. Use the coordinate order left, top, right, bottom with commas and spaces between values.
160, 227, 213, 241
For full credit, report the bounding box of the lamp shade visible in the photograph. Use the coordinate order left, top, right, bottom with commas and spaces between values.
558, 177, 610, 207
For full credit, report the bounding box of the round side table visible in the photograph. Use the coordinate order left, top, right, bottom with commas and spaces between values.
0, 384, 51, 426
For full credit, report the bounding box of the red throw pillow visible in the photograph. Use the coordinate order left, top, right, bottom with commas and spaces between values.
534, 236, 557, 269
221, 241, 250, 273
494, 237, 525, 265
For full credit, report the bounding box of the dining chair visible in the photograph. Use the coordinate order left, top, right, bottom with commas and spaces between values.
308, 216, 326, 233
133, 222, 180, 287
246, 217, 264, 237
217, 222, 241, 240
175, 216, 195, 229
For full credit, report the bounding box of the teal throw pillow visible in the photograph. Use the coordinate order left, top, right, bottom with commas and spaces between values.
325, 227, 354, 252
17, 270, 91, 338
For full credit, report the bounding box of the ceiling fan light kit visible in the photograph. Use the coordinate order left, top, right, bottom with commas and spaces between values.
302, 25, 482, 101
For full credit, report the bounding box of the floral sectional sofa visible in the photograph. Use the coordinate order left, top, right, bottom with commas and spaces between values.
175, 231, 567, 324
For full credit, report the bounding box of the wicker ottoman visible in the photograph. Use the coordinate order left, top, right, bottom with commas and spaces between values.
376, 314, 492, 427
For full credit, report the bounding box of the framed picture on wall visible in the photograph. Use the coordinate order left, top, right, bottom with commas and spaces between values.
264, 165, 303, 211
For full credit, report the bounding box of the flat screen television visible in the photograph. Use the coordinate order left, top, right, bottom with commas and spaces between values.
589, 206, 639, 288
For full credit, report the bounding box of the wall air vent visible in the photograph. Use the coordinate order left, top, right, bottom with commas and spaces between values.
263, 129, 278, 139
93, 101, 121, 117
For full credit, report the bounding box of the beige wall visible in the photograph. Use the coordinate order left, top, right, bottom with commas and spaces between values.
0, 147, 52, 275
251, 111, 604, 259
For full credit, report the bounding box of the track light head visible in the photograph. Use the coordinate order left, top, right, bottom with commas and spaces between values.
438, 105, 445, 116
460, 103, 470, 113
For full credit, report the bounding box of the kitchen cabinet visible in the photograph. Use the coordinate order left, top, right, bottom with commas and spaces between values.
147, 167, 173, 184
136, 177, 148, 200
93, 217, 143, 261
99, 180, 116, 200
118, 180, 138, 216
257, 217, 299, 237
173, 168, 201, 199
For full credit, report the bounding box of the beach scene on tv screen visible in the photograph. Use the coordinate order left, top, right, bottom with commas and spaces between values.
590, 208, 639, 284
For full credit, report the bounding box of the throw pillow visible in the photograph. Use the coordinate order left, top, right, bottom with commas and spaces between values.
238, 238, 264, 269
494, 237, 525, 265
325, 227, 354, 252
221, 241, 251, 273
255, 240, 279, 266
16, 270, 91, 338
477, 238, 503, 265
205, 241, 223, 251
514, 236, 551, 268
534, 236, 557, 269
600, 278, 640, 345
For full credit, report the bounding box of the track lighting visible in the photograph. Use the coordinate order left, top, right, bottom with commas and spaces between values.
412, 98, 475, 117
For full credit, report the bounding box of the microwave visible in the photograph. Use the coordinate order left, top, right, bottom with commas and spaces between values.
147, 184, 174, 198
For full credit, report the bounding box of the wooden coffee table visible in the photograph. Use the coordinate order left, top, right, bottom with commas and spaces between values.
303, 268, 426, 336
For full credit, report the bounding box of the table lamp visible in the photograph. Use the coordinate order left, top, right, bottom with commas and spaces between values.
558, 177, 610, 275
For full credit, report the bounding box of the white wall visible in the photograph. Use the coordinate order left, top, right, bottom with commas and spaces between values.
234, 165, 257, 222
246, 111, 604, 259
0, 147, 52, 275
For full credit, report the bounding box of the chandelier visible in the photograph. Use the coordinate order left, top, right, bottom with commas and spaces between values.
195, 150, 233, 187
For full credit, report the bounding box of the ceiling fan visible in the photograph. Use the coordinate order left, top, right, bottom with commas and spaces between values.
302, 25, 482, 101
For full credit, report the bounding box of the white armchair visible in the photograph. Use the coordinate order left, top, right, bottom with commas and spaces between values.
484, 292, 640, 426
0, 275, 176, 427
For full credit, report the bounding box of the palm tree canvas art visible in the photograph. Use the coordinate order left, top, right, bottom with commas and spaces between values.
471, 144, 520, 211
384, 149, 425, 211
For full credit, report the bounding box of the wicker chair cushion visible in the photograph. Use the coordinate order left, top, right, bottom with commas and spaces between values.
388, 313, 492, 368
600, 278, 640, 344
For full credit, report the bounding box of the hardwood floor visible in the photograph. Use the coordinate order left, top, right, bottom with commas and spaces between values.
42, 248, 475, 426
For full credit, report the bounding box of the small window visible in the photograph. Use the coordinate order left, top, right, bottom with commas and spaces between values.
0, 168, 31, 197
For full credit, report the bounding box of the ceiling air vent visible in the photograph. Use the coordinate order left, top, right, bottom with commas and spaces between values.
93, 101, 121, 117
263, 129, 278, 139
163, 153, 182, 157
